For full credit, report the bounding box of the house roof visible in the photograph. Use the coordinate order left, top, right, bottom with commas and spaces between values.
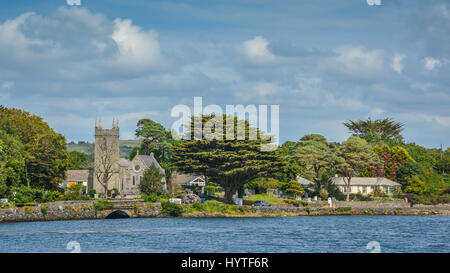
332, 177, 400, 186
66, 170, 90, 182
296, 176, 314, 185
119, 158, 130, 167
136, 153, 165, 175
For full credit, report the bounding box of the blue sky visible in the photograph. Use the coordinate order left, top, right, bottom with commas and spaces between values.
0, 0, 449, 148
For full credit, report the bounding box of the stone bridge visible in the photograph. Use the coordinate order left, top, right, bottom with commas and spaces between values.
95, 200, 162, 219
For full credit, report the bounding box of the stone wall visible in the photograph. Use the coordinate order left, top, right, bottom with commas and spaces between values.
1, 200, 449, 223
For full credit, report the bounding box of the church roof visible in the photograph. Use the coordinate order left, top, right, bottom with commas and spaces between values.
119, 158, 130, 167
136, 153, 165, 175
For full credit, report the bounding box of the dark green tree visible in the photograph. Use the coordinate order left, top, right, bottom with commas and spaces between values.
344, 118, 404, 139
67, 150, 92, 170
139, 163, 164, 195
172, 114, 282, 203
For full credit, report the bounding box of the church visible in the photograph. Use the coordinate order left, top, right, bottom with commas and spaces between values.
89, 119, 166, 198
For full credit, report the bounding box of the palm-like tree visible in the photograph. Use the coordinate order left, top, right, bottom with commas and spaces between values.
343, 118, 404, 139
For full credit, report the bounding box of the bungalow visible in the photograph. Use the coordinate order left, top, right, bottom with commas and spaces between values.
332, 177, 401, 195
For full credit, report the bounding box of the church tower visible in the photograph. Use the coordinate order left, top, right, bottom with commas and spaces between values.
93, 118, 120, 196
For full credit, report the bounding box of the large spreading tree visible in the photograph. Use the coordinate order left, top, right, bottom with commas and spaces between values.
295, 134, 336, 185
335, 136, 382, 201
172, 114, 283, 203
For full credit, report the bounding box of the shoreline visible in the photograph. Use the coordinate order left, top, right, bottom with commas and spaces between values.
1, 200, 449, 224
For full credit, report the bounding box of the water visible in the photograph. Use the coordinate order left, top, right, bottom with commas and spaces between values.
0, 216, 448, 253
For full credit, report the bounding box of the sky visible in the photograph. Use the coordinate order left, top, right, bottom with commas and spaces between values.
0, 0, 449, 148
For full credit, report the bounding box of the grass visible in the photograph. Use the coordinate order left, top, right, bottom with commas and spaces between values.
243, 194, 287, 205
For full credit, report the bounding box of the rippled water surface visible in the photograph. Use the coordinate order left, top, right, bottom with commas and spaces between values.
0, 216, 448, 253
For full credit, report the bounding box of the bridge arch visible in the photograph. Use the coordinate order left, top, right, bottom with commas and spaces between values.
105, 210, 131, 219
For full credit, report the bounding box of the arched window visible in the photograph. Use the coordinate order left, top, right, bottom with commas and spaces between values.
132, 176, 135, 186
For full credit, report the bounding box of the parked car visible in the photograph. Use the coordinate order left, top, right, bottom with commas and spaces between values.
252, 200, 271, 207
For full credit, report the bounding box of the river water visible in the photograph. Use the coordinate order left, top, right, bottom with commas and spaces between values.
0, 216, 448, 253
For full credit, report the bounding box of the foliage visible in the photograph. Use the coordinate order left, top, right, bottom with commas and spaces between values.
88, 189, 97, 197
139, 163, 164, 195
40, 205, 48, 214
0, 106, 69, 190
172, 114, 283, 203
284, 180, 305, 198
93, 200, 113, 211
133, 118, 180, 182
244, 193, 287, 205
335, 136, 382, 201
295, 134, 336, 184
161, 201, 183, 216
344, 117, 404, 140
403, 175, 426, 195
7, 186, 63, 204
182, 193, 201, 204
319, 188, 329, 200
335, 206, 352, 212
141, 193, 158, 202
276, 141, 302, 182
204, 185, 216, 196
244, 178, 280, 194
370, 145, 414, 180
67, 150, 92, 170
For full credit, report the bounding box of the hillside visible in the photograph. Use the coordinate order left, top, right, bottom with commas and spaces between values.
67, 139, 141, 158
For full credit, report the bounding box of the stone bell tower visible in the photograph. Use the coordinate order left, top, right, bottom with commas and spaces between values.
93, 118, 120, 196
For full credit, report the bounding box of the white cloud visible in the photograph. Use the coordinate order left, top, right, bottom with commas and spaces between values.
326, 45, 385, 77
0, 81, 14, 89
111, 18, 163, 69
424, 56, 441, 70
391, 53, 406, 73
410, 82, 433, 91
241, 36, 279, 65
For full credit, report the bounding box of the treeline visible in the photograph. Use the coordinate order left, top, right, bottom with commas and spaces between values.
1, 106, 449, 205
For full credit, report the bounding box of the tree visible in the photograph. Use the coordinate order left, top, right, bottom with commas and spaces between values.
276, 141, 302, 182
295, 134, 336, 185
344, 117, 404, 140
370, 145, 414, 180
284, 180, 305, 198
335, 136, 382, 201
67, 150, 92, 170
172, 114, 282, 204
133, 118, 179, 182
0, 106, 69, 190
94, 137, 116, 198
403, 175, 426, 195
139, 163, 164, 195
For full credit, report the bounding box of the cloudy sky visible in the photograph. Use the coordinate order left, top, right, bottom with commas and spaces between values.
0, 0, 449, 148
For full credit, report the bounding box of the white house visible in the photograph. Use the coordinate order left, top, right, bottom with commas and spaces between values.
332, 177, 401, 195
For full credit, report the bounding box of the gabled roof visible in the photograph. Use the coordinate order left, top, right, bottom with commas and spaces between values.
66, 170, 90, 181
332, 177, 400, 186
119, 158, 130, 167
135, 153, 165, 175
296, 176, 314, 186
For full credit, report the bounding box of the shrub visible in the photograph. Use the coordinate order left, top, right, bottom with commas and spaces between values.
319, 188, 329, 200
89, 189, 97, 198
93, 200, 113, 211
305, 205, 311, 214
161, 201, 183, 216
142, 193, 158, 203
204, 186, 216, 196
182, 193, 201, 204
336, 206, 352, 212
40, 205, 48, 214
